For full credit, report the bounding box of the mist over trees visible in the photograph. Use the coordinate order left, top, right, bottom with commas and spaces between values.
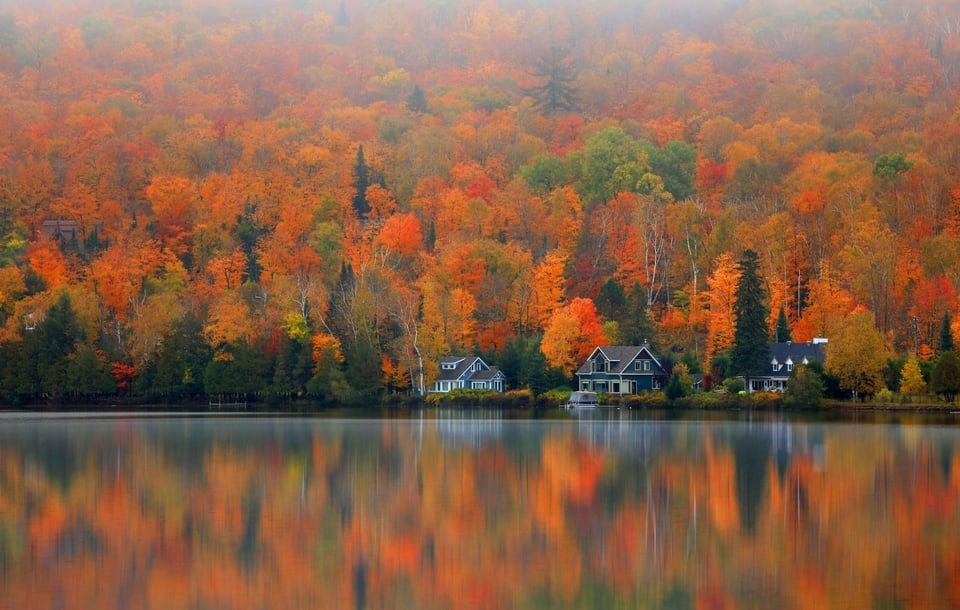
1, 0, 960, 401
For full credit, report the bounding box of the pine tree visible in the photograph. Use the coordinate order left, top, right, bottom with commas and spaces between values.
772, 306, 791, 343
731, 250, 770, 384
620, 281, 656, 347
528, 47, 579, 114
939, 312, 954, 353
352, 145, 371, 219
406, 84, 427, 113
335, 0, 350, 26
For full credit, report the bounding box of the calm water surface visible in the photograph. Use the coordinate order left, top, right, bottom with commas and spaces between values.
0, 410, 958, 609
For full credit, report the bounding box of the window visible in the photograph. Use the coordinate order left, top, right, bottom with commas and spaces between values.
786, 359, 794, 372
442, 363, 456, 370
611, 382, 620, 393
594, 359, 606, 372
644, 360, 651, 371
771, 358, 778, 372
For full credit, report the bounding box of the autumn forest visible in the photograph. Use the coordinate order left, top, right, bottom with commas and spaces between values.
3, 0, 960, 402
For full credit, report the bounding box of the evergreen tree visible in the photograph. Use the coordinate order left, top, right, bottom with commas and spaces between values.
352, 145, 371, 219
731, 250, 770, 384
939, 312, 954, 353
146, 313, 212, 398
406, 84, 427, 113
595, 278, 626, 321
65, 345, 115, 398
931, 350, 960, 401
335, 0, 349, 26
37, 292, 84, 399
203, 342, 269, 399
528, 47, 579, 114
665, 370, 687, 401
620, 281, 656, 347
772, 306, 791, 343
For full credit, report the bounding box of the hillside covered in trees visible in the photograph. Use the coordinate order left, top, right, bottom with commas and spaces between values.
2, 0, 960, 402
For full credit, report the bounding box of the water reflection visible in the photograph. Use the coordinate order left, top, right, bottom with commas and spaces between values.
0, 413, 958, 609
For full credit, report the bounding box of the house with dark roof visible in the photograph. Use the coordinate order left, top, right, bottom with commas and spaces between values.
430, 356, 505, 393
747, 339, 827, 393
575, 343, 669, 395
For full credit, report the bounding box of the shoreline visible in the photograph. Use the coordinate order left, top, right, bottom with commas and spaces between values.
1, 395, 959, 416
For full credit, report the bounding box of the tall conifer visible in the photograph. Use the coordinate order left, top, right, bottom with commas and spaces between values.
731, 249, 770, 384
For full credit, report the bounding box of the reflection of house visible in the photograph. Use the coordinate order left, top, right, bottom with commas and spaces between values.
431, 356, 505, 393
575, 343, 669, 395
748, 339, 827, 393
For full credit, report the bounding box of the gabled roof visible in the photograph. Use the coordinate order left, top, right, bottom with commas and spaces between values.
769, 342, 825, 364
468, 366, 504, 381
437, 356, 482, 382
576, 344, 665, 375
767, 342, 826, 376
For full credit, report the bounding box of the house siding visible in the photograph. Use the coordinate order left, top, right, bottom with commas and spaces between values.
576, 345, 668, 395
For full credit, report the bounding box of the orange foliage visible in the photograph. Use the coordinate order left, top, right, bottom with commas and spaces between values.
541, 297, 607, 375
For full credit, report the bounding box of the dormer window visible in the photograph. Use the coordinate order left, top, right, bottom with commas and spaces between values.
594, 358, 607, 373
786, 358, 794, 372
771, 358, 779, 372
442, 362, 456, 370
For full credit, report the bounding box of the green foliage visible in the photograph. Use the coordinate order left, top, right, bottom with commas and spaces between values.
710, 351, 733, 380
731, 250, 770, 379
772, 306, 791, 343
406, 84, 428, 113
665, 369, 688, 401
352, 145, 371, 219
939, 312, 954, 353
595, 278, 626, 320
518, 155, 568, 194
723, 376, 744, 394
641, 140, 698, 201
618, 281, 657, 347
142, 313, 211, 399
931, 350, 960, 401
571, 126, 648, 205
203, 344, 269, 398
873, 153, 913, 179
784, 365, 824, 408
65, 345, 115, 398
495, 335, 562, 395
270, 335, 313, 399
680, 351, 702, 374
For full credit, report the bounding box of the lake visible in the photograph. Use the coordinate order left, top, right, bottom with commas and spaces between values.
0, 410, 958, 609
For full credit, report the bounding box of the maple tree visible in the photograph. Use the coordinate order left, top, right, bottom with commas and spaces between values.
540, 297, 607, 376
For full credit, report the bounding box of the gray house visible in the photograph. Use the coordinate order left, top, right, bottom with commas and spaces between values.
748, 339, 827, 393
431, 356, 505, 393
576, 343, 668, 395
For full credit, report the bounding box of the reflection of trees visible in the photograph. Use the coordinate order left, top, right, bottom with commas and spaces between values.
0, 419, 958, 609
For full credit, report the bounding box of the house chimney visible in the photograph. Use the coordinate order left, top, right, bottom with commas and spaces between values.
813, 337, 828, 344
